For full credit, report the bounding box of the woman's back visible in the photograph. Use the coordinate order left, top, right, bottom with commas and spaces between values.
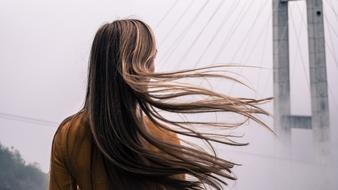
49, 111, 182, 190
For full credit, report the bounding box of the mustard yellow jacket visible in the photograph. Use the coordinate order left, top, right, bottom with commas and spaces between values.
48, 112, 182, 190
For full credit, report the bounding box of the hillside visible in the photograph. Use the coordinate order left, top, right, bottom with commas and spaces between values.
0, 143, 48, 190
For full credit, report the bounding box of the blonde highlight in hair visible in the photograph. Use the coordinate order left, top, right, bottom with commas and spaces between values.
81, 18, 272, 190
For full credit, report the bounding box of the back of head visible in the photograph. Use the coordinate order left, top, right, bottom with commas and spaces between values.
82, 18, 271, 190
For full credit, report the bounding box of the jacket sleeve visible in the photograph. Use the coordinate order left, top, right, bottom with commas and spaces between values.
48, 121, 77, 190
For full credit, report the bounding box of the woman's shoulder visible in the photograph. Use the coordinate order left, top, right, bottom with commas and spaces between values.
52, 110, 90, 152
142, 116, 180, 145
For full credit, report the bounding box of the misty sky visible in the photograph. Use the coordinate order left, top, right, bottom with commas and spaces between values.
0, 0, 337, 189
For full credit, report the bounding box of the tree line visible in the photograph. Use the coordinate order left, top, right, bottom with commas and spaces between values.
0, 143, 48, 190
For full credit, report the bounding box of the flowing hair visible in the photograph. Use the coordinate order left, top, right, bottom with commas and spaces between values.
82, 19, 271, 190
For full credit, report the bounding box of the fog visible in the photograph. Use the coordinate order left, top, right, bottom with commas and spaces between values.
0, 0, 337, 189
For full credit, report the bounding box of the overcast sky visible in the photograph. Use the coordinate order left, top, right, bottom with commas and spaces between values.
0, 0, 337, 189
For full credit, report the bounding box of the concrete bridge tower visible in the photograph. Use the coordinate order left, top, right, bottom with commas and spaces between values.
273, 0, 330, 158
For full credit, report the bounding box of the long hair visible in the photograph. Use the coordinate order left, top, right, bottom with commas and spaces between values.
82, 19, 271, 190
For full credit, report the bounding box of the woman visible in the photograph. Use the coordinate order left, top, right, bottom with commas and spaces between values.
49, 19, 271, 190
